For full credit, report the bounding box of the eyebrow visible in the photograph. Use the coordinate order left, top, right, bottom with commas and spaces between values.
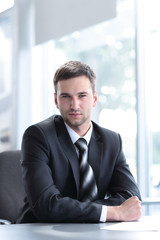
78, 91, 89, 95
60, 91, 89, 96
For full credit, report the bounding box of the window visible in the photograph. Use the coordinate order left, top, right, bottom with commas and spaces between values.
145, 0, 160, 197
137, 0, 160, 214
0, 11, 12, 151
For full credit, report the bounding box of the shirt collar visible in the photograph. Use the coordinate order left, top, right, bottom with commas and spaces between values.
64, 122, 93, 145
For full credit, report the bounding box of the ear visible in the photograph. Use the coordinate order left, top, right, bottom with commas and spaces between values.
54, 93, 59, 109
93, 91, 98, 107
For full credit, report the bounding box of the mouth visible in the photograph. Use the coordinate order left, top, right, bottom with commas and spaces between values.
69, 112, 82, 118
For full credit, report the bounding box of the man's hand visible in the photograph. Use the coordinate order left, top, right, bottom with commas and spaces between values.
106, 196, 142, 222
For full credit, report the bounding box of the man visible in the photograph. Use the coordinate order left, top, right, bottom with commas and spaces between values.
17, 61, 141, 223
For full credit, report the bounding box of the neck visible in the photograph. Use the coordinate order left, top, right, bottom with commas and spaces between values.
75, 125, 91, 137
65, 122, 91, 137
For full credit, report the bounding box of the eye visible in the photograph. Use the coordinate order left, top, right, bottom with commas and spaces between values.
79, 94, 87, 98
61, 94, 70, 98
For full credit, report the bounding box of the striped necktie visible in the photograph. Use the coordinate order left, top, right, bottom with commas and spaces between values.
75, 138, 98, 202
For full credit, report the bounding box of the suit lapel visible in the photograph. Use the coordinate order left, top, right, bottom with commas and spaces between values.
54, 116, 80, 196
88, 128, 103, 193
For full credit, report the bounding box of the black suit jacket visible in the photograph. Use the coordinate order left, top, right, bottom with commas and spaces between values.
17, 115, 141, 223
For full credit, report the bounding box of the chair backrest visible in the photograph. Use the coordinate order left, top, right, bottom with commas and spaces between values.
0, 150, 26, 223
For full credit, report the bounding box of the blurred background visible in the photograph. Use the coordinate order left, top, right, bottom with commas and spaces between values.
0, 0, 160, 216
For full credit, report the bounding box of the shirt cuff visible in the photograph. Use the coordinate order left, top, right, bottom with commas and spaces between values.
100, 205, 107, 222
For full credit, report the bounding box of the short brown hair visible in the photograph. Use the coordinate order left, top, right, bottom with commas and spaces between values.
53, 60, 96, 93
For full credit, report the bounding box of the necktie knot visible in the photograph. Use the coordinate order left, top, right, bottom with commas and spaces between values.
75, 138, 87, 152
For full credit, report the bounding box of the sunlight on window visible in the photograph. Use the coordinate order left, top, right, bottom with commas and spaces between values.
0, 9, 12, 151
145, 0, 160, 132
0, 0, 14, 13
143, 0, 160, 201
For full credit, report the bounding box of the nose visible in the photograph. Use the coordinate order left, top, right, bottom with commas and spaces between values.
70, 97, 79, 110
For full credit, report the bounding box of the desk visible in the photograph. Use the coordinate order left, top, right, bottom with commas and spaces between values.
0, 216, 160, 240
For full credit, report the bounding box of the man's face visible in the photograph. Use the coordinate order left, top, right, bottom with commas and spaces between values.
54, 76, 97, 135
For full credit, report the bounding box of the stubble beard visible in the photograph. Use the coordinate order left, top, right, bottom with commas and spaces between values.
63, 112, 90, 131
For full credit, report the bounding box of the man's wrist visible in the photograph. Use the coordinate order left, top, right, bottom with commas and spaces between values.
106, 206, 120, 221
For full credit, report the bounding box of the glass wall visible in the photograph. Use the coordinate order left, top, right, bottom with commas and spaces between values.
146, 0, 160, 196
141, 0, 160, 214
0, 11, 13, 151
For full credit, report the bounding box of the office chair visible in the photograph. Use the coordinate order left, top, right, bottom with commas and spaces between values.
0, 150, 25, 224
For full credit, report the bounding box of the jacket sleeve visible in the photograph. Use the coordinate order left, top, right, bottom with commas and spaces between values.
21, 125, 102, 223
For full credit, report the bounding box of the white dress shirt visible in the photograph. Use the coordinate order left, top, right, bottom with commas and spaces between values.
64, 122, 107, 222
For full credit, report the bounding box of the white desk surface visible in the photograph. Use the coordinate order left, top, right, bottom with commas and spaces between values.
0, 216, 160, 240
